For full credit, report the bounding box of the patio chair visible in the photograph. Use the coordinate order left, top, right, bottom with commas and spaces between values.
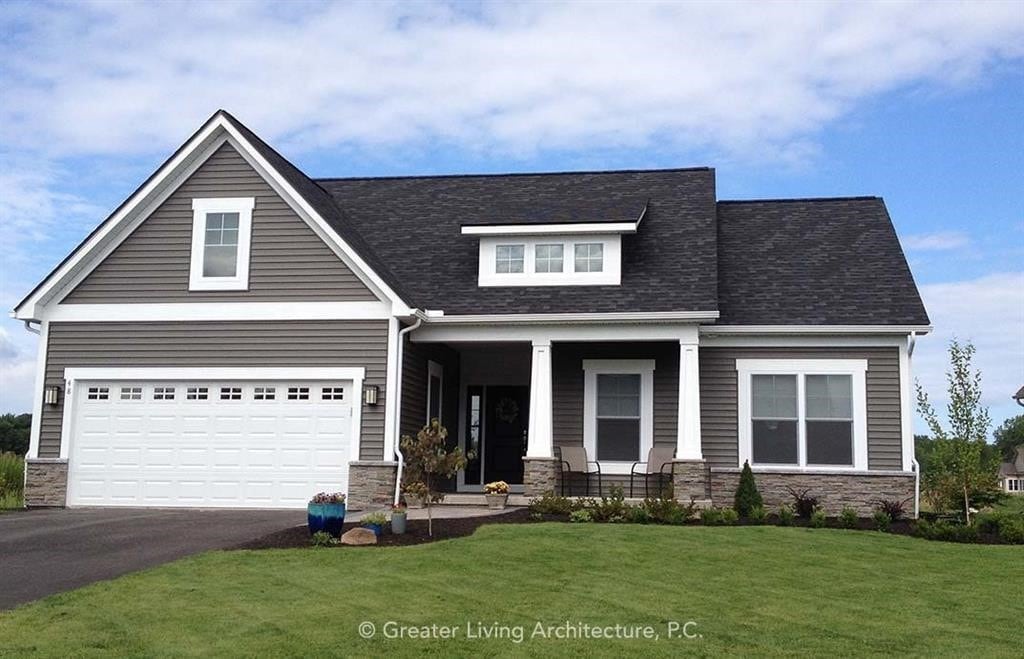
630, 446, 676, 498
558, 446, 603, 497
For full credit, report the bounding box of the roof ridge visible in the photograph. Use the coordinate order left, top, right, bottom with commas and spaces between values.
718, 195, 880, 204
315, 166, 712, 183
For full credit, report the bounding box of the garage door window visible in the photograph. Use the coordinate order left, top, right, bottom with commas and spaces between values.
87, 387, 109, 400
186, 386, 208, 400
288, 387, 310, 400
120, 387, 142, 401
254, 387, 276, 400
322, 387, 345, 401
153, 386, 175, 400
220, 387, 242, 400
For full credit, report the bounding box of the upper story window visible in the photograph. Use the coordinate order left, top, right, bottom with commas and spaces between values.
574, 243, 604, 273
495, 245, 525, 273
189, 197, 255, 291
535, 244, 564, 273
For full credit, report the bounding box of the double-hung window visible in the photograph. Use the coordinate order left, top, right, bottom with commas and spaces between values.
189, 197, 255, 290
583, 360, 655, 473
738, 359, 868, 471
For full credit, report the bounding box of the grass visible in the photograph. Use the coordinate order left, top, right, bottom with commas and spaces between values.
0, 452, 24, 511
0, 525, 1021, 657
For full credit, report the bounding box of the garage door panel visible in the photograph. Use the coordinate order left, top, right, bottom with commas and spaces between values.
68, 379, 353, 509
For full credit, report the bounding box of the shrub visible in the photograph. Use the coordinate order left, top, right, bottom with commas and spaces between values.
777, 506, 795, 526
997, 517, 1024, 544
749, 505, 767, 524
786, 487, 820, 519
720, 508, 739, 525
529, 511, 544, 521
0, 452, 24, 509
640, 496, 694, 525
569, 509, 594, 523
839, 507, 859, 529
310, 531, 337, 547
627, 506, 652, 524
809, 508, 827, 528
589, 486, 631, 523
733, 461, 763, 517
700, 507, 724, 526
871, 498, 909, 521
361, 512, 388, 527
528, 491, 575, 516
872, 510, 892, 532
913, 519, 980, 543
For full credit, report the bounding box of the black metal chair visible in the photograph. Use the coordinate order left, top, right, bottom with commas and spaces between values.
630, 446, 675, 498
558, 446, 602, 496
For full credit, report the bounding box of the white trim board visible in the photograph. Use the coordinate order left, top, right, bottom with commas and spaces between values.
411, 322, 701, 344
736, 358, 869, 472
27, 321, 49, 460
421, 311, 718, 324
461, 221, 639, 236
701, 325, 932, 336
13, 112, 410, 321
40, 301, 392, 322
582, 359, 655, 475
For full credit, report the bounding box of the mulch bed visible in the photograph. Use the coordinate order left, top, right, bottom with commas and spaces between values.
233, 509, 1006, 549
234, 508, 533, 549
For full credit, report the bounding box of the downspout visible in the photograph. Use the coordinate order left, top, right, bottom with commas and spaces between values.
23, 320, 41, 335
908, 332, 920, 519
392, 316, 423, 505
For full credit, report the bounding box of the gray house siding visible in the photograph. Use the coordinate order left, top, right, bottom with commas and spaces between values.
40, 320, 389, 460
698, 346, 904, 471
399, 338, 460, 442
62, 143, 376, 303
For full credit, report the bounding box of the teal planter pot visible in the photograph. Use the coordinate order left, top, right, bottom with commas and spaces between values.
308, 502, 346, 537
363, 523, 383, 537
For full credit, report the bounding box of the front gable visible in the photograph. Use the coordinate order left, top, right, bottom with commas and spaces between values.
62, 143, 376, 303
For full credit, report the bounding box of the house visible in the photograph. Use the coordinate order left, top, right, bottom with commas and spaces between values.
999, 446, 1024, 495
13, 110, 931, 515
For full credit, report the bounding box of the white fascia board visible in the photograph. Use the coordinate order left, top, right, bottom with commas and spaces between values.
461, 221, 639, 236
700, 325, 932, 336
63, 367, 366, 382
41, 301, 392, 322
411, 322, 700, 344
426, 311, 719, 325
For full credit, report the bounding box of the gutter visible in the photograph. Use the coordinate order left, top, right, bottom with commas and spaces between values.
392, 315, 423, 505
22, 320, 41, 335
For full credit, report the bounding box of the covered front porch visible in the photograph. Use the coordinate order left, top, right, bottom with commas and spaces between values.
400, 322, 706, 500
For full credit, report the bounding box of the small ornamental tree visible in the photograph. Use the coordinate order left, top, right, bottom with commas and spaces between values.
733, 461, 763, 517
400, 419, 470, 536
916, 339, 999, 524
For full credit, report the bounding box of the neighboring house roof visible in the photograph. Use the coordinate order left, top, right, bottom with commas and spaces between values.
317, 169, 721, 315
1015, 385, 1024, 402
715, 198, 930, 326
1000, 462, 1018, 478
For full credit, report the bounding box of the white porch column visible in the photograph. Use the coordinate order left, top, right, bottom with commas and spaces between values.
527, 339, 554, 457
676, 341, 703, 460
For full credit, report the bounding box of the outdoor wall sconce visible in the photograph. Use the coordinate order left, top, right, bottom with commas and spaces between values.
44, 385, 60, 406
363, 385, 379, 406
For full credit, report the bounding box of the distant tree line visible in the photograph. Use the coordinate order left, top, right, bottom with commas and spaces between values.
0, 414, 31, 456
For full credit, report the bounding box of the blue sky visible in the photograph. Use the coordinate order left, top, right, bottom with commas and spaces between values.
1, 1, 1022, 434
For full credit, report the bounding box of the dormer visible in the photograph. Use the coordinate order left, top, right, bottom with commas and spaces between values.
461, 202, 646, 287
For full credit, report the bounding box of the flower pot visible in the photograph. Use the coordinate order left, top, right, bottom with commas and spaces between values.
363, 523, 384, 537
308, 502, 347, 538
485, 493, 509, 510
405, 494, 424, 509
391, 513, 407, 534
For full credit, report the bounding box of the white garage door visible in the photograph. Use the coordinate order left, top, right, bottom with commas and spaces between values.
67, 380, 354, 508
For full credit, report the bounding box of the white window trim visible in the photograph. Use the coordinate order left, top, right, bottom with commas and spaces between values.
582, 359, 655, 475
427, 360, 444, 424
477, 235, 621, 287
189, 197, 255, 291
737, 358, 868, 472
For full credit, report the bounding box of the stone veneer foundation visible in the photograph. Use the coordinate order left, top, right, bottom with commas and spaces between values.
523, 457, 560, 497
708, 468, 916, 516
24, 459, 68, 507
672, 460, 711, 502
347, 461, 398, 510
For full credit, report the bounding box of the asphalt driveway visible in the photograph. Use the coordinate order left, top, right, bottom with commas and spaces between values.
0, 508, 303, 610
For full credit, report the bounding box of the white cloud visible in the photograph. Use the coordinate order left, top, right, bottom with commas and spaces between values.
903, 231, 971, 251
914, 272, 1024, 434
0, 1, 1021, 161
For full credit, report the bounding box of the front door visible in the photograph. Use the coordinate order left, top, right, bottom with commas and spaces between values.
483, 385, 528, 485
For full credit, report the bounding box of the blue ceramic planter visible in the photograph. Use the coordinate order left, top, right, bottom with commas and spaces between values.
363, 523, 383, 537
307, 502, 347, 537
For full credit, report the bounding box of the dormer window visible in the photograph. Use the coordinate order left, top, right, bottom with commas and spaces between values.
473, 235, 622, 286
495, 244, 525, 273
535, 244, 564, 273
574, 243, 604, 273
189, 197, 254, 291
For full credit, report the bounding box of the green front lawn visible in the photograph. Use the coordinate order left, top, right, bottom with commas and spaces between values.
1, 524, 1019, 657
